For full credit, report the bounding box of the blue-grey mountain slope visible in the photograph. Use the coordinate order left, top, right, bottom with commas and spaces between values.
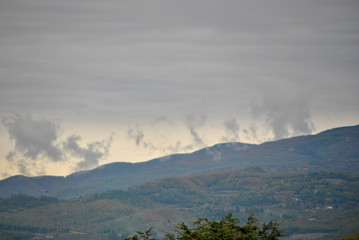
0, 124, 358, 198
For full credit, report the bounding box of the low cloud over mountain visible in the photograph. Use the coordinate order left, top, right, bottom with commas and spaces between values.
1, 114, 113, 175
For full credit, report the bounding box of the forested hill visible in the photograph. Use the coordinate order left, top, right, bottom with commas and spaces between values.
0, 124, 358, 198
1, 168, 358, 239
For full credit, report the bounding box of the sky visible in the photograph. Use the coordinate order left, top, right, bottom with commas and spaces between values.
0, 0, 358, 179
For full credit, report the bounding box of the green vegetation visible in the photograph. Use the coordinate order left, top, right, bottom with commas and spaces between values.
123, 212, 283, 240
0, 194, 59, 212
341, 233, 359, 240
0, 169, 358, 239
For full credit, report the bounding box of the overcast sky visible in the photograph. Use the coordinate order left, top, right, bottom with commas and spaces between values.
1, 0, 358, 179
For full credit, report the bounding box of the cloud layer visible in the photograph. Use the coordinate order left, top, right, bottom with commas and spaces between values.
0, 0, 358, 124
0, 1, 358, 177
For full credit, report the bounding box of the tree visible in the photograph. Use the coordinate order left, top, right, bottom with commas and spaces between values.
121, 211, 283, 240
171, 211, 283, 240
341, 233, 359, 240
124, 227, 154, 240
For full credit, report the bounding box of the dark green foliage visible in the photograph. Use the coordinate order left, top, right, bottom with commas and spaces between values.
341, 233, 359, 240
0, 230, 33, 240
122, 212, 283, 240
0, 223, 57, 240
1, 170, 359, 239
0, 194, 59, 212
174, 212, 282, 240
123, 227, 155, 240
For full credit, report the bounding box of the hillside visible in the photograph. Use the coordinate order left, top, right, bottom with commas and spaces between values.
0, 124, 358, 198
1, 168, 358, 239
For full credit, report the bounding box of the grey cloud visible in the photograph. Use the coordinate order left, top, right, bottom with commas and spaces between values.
15, 158, 45, 176
64, 134, 113, 171
252, 79, 315, 140
1, 114, 62, 161
127, 122, 196, 155
185, 114, 207, 147
242, 126, 259, 142
127, 123, 193, 154
162, 141, 182, 153
0, 0, 358, 178
0, 0, 358, 126
161, 140, 194, 154
17, 159, 31, 176
128, 125, 159, 151
63, 135, 82, 157
128, 125, 144, 146
249, 126, 257, 138
1, 113, 113, 174
142, 141, 157, 151
6, 151, 17, 161
189, 128, 202, 146
222, 118, 240, 142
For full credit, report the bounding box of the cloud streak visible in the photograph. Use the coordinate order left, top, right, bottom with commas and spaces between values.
222, 118, 240, 142
127, 125, 144, 146
127, 118, 209, 157
252, 78, 315, 140
185, 113, 207, 147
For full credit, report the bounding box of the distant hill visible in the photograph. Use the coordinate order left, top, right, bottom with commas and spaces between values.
0, 124, 358, 198
1, 168, 358, 239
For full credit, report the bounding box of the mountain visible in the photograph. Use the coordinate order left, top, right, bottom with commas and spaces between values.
0, 124, 358, 198
1, 168, 359, 239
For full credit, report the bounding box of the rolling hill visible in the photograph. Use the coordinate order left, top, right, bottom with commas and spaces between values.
1, 168, 358, 239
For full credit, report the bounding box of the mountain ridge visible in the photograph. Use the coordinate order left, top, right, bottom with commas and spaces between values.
1, 124, 358, 198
